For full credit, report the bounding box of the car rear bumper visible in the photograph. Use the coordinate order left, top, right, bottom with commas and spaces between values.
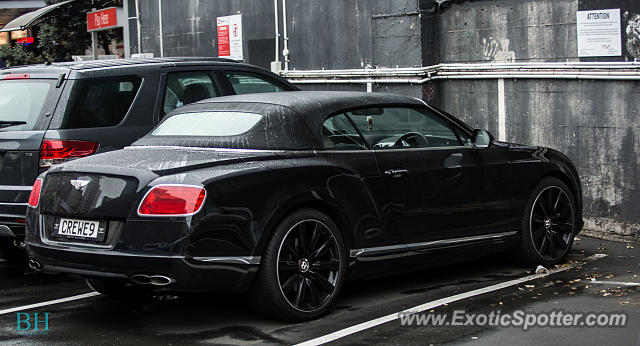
27, 243, 259, 293
0, 203, 28, 239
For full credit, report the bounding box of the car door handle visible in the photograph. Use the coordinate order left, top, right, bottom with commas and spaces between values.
384, 168, 409, 177
444, 153, 463, 168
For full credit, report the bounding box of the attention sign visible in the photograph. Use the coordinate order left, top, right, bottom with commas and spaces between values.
577, 8, 622, 57
87, 7, 119, 32
216, 14, 243, 60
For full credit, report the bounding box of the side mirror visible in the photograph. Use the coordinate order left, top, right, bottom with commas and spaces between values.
472, 129, 493, 149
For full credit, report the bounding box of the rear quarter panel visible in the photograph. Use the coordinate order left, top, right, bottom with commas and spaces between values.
137, 156, 384, 258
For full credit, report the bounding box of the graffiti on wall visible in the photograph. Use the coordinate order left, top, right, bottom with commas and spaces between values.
624, 11, 640, 60
481, 36, 515, 62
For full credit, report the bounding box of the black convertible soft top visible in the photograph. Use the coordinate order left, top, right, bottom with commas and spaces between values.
134, 91, 425, 150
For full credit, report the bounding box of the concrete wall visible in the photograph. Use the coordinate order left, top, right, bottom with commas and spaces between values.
430, 0, 640, 63
128, 0, 422, 70
431, 1, 640, 238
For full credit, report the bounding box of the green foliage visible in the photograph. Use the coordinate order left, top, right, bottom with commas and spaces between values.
0, 44, 36, 66
37, 0, 92, 62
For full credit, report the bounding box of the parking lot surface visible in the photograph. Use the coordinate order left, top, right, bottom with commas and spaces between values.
1, 236, 638, 345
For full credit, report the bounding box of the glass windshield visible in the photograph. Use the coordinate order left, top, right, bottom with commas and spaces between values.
0, 80, 52, 131
151, 111, 263, 137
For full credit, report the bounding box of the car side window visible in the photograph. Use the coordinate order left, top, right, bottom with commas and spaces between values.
61, 76, 141, 129
346, 107, 463, 149
225, 71, 287, 94
453, 126, 473, 146
163, 71, 221, 115
321, 114, 368, 150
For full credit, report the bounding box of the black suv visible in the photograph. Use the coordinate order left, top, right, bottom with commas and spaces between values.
0, 57, 298, 260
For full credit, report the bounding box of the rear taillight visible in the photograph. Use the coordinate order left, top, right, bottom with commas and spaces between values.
28, 178, 43, 208
1, 73, 30, 80
137, 185, 206, 216
39, 140, 99, 168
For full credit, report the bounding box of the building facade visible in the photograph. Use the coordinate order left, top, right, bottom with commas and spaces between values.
125, 0, 640, 239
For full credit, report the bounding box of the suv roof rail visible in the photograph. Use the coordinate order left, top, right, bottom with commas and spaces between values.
1, 57, 239, 71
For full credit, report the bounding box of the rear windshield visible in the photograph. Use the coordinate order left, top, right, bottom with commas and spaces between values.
134, 102, 318, 150
151, 111, 263, 137
0, 80, 53, 131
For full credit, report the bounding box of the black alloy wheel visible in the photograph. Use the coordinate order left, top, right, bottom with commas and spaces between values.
514, 177, 577, 266
529, 186, 575, 261
277, 219, 341, 312
249, 209, 346, 321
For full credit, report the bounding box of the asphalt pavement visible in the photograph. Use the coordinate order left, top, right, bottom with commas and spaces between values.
0, 235, 638, 345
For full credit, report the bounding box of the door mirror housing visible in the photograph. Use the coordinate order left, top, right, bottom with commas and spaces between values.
472, 129, 493, 148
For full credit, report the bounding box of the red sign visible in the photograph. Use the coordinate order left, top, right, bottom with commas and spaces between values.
87, 7, 118, 31
17, 37, 34, 45
217, 25, 230, 56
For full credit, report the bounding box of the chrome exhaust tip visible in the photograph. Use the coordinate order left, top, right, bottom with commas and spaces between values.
130, 274, 174, 286
28, 259, 42, 271
130, 274, 151, 285
149, 275, 174, 286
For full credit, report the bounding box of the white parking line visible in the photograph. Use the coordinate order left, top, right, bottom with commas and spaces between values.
590, 280, 640, 286
0, 292, 100, 316
296, 253, 608, 346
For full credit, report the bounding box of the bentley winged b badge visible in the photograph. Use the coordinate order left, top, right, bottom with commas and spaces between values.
69, 179, 90, 191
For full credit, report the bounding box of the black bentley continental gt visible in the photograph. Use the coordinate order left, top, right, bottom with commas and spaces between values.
25, 91, 583, 321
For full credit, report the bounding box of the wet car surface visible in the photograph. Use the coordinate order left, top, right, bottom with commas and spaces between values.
2, 236, 639, 345
24, 91, 588, 322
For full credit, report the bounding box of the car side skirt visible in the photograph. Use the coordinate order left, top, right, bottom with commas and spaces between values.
350, 231, 518, 261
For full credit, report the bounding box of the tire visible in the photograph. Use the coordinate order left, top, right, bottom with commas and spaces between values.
0, 238, 27, 263
85, 278, 152, 298
514, 177, 578, 266
249, 209, 347, 322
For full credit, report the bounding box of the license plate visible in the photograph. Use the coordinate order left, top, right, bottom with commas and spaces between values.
57, 218, 100, 239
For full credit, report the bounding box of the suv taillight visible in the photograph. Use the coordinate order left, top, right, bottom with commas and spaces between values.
28, 178, 43, 208
137, 185, 206, 216
1, 73, 30, 80
39, 140, 99, 168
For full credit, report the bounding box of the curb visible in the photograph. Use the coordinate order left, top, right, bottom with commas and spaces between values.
580, 228, 640, 244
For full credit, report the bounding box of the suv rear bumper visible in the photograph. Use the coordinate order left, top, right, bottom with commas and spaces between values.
0, 203, 28, 239
27, 243, 259, 293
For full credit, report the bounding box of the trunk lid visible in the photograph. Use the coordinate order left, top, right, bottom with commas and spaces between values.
39, 172, 140, 220
39, 146, 300, 219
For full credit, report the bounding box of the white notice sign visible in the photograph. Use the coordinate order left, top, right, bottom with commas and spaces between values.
577, 9, 621, 57
216, 14, 243, 61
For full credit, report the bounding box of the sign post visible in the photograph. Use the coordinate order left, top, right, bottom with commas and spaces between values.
216, 14, 243, 61
86, 7, 123, 60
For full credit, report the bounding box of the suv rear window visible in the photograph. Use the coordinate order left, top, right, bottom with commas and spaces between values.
0, 80, 53, 131
60, 76, 141, 129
